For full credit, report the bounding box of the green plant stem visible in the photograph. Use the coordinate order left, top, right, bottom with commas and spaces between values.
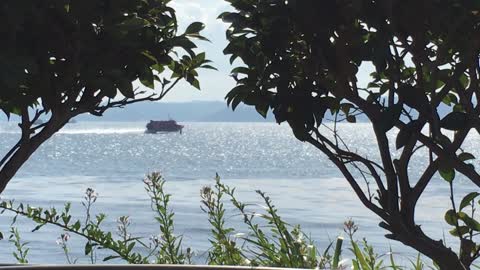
0, 206, 135, 263
332, 236, 343, 269
152, 186, 180, 263
256, 191, 295, 267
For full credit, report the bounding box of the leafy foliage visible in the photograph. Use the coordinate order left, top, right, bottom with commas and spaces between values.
444, 185, 480, 265
0, 0, 211, 117
144, 172, 190, 264
0, 173, 189, 264
221, 0, 480, 269
200, 174, 244, 266
0, 172, 457, 269
0, 0, 212, 194
8, 227, 29, 264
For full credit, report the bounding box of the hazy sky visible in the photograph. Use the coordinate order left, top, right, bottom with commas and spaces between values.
160, 0, 235, 102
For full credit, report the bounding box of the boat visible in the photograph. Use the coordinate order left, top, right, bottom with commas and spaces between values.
145, 120, 184, 134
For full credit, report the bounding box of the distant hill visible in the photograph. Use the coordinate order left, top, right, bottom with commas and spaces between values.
200, 105, 275, 122
0, 100, 454, 123
0, 101, 274, 123
72, 101, 275, 122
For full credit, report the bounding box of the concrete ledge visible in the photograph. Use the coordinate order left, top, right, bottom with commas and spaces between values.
0, 265, 305, 270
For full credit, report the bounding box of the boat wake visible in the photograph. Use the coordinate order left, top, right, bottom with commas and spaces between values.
57, 128, 145, 134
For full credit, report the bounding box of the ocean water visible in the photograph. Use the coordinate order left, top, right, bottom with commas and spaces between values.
0, 121, 478, 264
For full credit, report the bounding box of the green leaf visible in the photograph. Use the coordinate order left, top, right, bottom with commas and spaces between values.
117, 79, 134, 99
72, 221, 81, 231
459, 74, 469, 89
346, 115, 356, 123
185, 22, 205, 34
186, 33, 210, 41
171, 37, 197, 51
444, 209, 458, 226
31, 224, 45, 232
459, 192, 480, 211
350, 240, 369, 269
194, 52, 206, 64
440, 112, 469, 131
127, 242, 135, 253
398, 85, 429, 111
396, 120, 421, 149
435, 134, 452, 147
379, 103, 402, 132
85, 242, 93, 255
449, 226, 469, 237
231, 67, 250, 75
255, 103, 269, 118
94, 78, 117, 99
230, 97, 242, 110
62, 215, 71, 226
453, 104, 464, 112
103, 255, 120, 262
340, 103, 353, 114
139, 69, 154, 89
201, 64, 217, 70
332, 237, 343, 269
458, 152, 475, 162
458, 212, 480, 231
152, 64, 165, 74
439, 168, 455, 182
191, 79, 200, 90
352, 260, 360, 270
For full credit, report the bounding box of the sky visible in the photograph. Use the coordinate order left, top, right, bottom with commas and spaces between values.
159, 0, 236, 102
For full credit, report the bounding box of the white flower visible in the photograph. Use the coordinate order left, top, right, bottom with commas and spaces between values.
149, 234, 160, 244
338, 258, 351, 268
85, 188, 98, 202
295, 234, 304, 243
56, 233, 70, 246
61, 233, 70, 242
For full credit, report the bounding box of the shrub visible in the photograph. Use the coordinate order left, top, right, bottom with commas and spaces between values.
0, 172, 448, 269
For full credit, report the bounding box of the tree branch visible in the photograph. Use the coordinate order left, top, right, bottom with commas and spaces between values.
416, 132, 480, 187
306, 136, 389, 221
410, 160, 439, 208
87, 77, 183, 117
314, 129, 387, 195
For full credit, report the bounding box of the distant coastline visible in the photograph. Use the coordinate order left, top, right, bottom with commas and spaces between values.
0, 101, 275, 123
0, 100, 453, 123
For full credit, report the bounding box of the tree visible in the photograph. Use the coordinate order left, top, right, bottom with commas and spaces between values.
0, 0, 213, 193
221, 0, 480, 269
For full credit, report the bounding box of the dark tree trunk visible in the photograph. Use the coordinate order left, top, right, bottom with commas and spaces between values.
386, 221, 468, 270
0, 118, 65, 194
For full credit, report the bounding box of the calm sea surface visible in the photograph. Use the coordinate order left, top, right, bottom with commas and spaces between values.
0, 121, 478, 264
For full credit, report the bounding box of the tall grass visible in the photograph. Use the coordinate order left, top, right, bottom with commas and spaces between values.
0, 172, 457, 269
